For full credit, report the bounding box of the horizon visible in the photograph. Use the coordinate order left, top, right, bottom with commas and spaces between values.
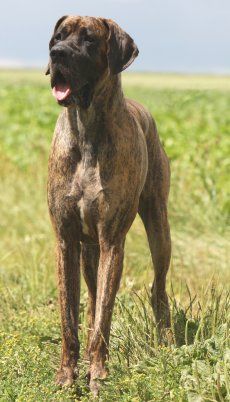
1, 68, 230, 77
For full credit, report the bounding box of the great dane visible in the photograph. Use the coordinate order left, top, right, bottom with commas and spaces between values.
46, 15, 171, 395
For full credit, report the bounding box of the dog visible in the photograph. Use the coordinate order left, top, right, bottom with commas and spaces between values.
46, 15, 171, 396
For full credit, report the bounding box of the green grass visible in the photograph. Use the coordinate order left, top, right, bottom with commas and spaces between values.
0, 71, 229, 401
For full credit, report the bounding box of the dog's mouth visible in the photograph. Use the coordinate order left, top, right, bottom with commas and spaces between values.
51, 70, 72, 103
52, 83, 71, 102
51, 69, 92, 108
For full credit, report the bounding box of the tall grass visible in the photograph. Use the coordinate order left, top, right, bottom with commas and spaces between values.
0, 71, 229, 401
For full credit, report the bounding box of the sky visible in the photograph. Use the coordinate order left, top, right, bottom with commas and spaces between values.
0, 0, 230, 73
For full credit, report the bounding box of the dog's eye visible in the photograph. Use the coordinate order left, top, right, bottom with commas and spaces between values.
85, 35, 96, 44
55, 32, 62, 41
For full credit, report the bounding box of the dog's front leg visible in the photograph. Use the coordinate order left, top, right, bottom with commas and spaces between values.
89, 241, 124, 396
55, 239, 81, 387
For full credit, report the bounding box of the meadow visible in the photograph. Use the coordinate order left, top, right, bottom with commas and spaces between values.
0, 70, 229, 401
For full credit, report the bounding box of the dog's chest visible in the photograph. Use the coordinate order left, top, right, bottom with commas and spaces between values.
68, 162, 104, 235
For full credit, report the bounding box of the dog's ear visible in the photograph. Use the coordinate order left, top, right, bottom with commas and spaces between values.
102, 19, 139, 74
53, 15, 68, 33
50, 15, 68, 48
45, 63, 50, 75
45, 16, 68, 75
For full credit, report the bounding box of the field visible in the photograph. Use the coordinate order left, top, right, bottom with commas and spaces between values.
0, 70, 229, 401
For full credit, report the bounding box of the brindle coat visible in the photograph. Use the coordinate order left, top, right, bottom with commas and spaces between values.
47, 16, 171, 396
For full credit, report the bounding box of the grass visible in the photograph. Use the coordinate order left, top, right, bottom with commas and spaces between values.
0, 70, 229, 401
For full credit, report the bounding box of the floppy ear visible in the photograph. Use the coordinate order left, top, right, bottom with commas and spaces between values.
45, 15, 68, 75
53, 15, 68, 33
102, 19, 139, 75
45, 64, 50, 75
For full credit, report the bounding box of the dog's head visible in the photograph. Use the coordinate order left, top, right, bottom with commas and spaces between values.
46, 16, 138, 108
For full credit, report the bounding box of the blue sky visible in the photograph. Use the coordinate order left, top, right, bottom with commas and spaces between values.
0, 0, 229, 73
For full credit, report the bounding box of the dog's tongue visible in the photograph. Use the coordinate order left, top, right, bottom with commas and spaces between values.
52, 84, 71, 101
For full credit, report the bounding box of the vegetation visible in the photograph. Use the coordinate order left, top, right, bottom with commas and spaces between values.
0, 71, 229, 401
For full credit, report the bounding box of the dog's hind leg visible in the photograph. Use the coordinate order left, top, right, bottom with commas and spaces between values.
81, 243, 100, 359
138, 195, 171, 334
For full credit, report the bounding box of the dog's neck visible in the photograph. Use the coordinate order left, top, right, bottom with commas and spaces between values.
67, 73, 126, 146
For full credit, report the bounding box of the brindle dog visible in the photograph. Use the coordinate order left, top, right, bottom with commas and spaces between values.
46, 15, 171, 396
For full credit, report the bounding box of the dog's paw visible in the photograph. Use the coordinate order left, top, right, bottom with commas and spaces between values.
89, 378, 100, 398
55, 366, 78, 387
89, 364, 108, 397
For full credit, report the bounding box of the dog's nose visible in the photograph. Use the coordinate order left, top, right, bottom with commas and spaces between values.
50, 46, 68, 62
